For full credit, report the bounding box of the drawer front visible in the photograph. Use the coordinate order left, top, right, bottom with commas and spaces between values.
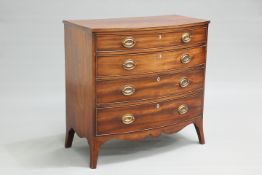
96, 27, 207, 51
96, 92, 203, 135
96, 68, 204, 104
97, 46, 206, 77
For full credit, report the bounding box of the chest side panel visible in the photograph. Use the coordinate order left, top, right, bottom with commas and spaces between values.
64, 24, 95, 138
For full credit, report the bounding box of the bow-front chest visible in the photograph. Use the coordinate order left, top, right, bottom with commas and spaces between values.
63, 15, 210, 169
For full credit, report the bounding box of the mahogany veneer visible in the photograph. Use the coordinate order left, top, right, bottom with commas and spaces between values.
63, 15, 210, 169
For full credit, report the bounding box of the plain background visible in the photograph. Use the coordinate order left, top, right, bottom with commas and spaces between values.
1, 0, 262, 174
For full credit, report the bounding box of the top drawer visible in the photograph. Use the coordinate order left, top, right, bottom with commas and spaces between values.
96, 27, 207, 51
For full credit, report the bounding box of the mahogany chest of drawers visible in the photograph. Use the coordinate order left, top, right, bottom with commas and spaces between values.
63, 15, 210, 169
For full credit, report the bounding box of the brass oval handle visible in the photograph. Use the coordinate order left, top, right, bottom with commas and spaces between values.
181, 33, 191, 43
180, 54, 192, 64
179, 77, 190, 88
178, 104, 189, 115
123, 59, 136, 70
122, 37, 136, 48
122, 85, 135, 96
122, 114, 135, 124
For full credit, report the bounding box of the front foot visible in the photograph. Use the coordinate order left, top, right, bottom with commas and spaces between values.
193, 117, 205, 144
88, 139, 102, 169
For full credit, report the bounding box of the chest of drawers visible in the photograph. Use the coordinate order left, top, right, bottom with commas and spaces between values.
63, 15, 210, 169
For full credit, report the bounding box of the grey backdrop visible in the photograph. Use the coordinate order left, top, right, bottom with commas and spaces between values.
1, 0, 262, 174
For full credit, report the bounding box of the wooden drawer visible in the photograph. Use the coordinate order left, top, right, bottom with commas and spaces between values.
96, 27, 207, 51
97, 46, 206, 77
96, 91, 203, 135
96, 67, 204, 104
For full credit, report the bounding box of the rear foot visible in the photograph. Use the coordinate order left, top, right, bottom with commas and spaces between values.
65, 128, 75, 148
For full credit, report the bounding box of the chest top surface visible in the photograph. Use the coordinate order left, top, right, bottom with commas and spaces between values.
63, 15, 209, 32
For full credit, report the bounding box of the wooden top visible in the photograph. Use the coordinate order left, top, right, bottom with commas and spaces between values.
63, 15, 210, 32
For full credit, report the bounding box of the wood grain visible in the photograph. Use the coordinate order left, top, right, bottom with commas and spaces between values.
97, 45, 206, 77
64, 24, 95, 140
96, 116, 202, 141
96, 27, 207, 51
96, 91, 203, 135
96, 67, 205, 104
63, 15, 209, 32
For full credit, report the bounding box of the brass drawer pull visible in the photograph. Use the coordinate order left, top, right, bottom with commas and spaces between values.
123, 59, 136, 70
122, 114, 135, 124
178, 104, 189, 115
122, 85, 135, 96
180, 54, 192, 64
181, 32, 191, 43
179, 77, 190, 88
122, 37, 136, 48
